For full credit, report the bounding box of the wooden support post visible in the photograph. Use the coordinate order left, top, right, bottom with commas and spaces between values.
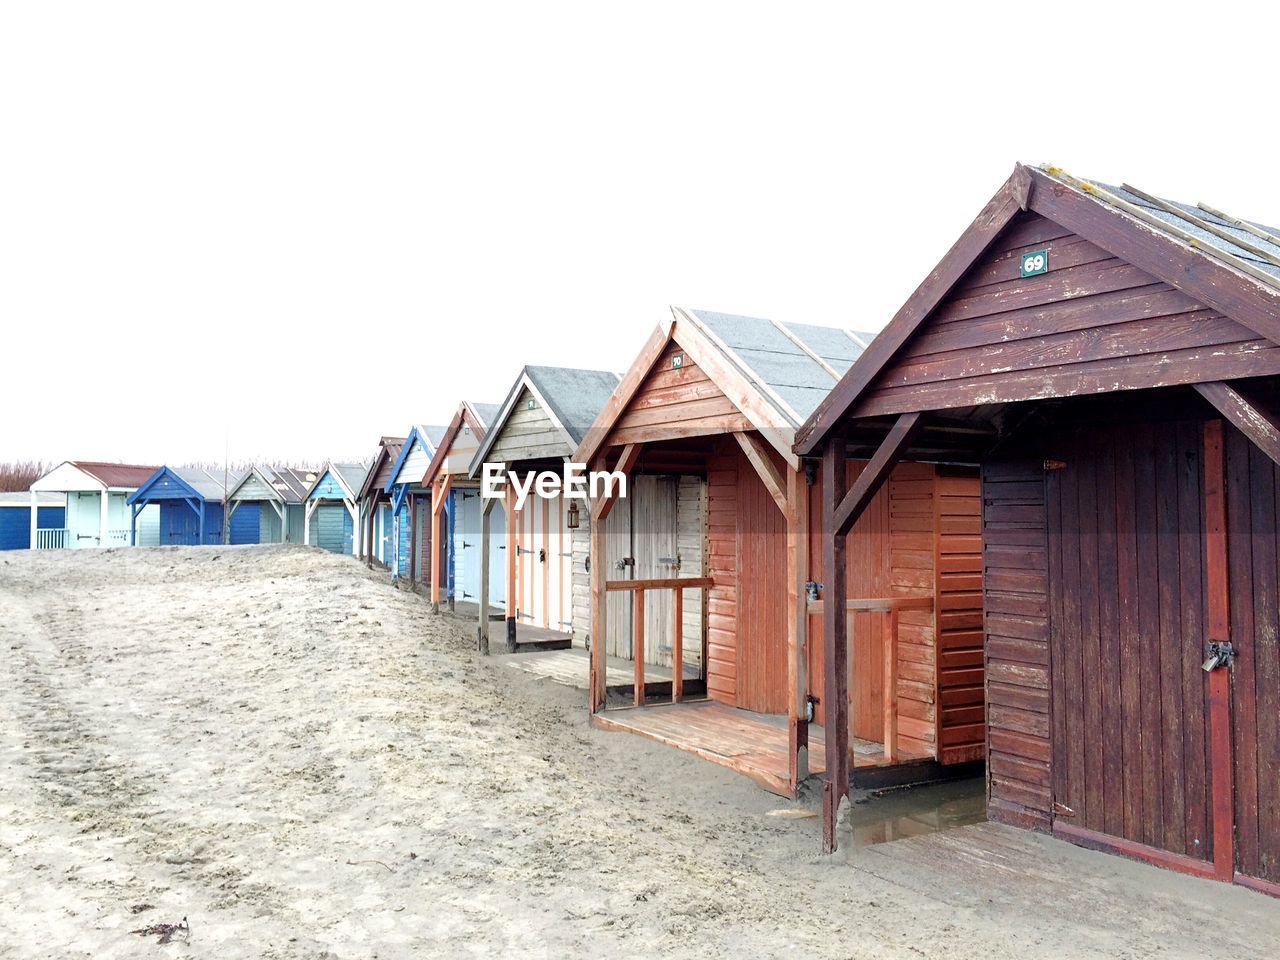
478, 493, 496, 654
1203, 418, 1235, 882
430, 477, 452, 610
787, 467, 809, 788
882, 606, 898, 763
408, 494, 418, 589
671, 587, 683, 703
633, 588, 646, 706
505, 485, 518, 650
821, 438, 849, 854
365, 496, 376, 568
589, 444, 640, 713
589, 498, 608, 712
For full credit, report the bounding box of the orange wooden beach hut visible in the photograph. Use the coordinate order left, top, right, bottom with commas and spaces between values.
574, 307, 985, 797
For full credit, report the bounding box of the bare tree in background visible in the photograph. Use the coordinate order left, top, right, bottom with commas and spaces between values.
0, 462, 44, 493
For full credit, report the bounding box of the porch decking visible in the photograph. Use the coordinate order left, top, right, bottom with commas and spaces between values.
592, 701, 929, 797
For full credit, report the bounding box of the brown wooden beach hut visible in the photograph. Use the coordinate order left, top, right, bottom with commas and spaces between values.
795, 163, 1280, 897
573, 307, 984, 797
357, 435, 405, 568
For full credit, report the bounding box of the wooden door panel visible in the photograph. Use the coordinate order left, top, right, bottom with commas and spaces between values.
1047, 421, 1212, 862
1225, 426, 1280, 885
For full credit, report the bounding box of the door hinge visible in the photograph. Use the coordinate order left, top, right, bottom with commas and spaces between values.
1043, 459, 1067, 471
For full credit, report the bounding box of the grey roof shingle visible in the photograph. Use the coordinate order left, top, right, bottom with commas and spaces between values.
684, 309, 869, 425
524, 366, 622, 446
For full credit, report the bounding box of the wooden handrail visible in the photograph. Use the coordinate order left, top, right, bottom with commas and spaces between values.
804, 595, 933, 614
605, 576, 714, 592
600, 577, 714, 707
806, 593, 934, 764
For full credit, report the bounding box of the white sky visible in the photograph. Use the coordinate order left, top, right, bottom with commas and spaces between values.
3, 2, 1278, 465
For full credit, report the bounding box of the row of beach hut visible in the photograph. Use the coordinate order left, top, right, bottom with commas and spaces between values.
14, 165, 1280, 896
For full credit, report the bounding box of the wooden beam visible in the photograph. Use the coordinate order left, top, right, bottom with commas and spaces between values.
505, 484, 518, 650
589, 497, 608, 712
478, 493, 497, 654
795, 168, 1027, 455
786, 466, 809, 789
832, 413, 924, 536
671, 588, 683, 704
604, 576, 713, 591
734, 431, 790, 517
882, 606, 899, 763
1194, 381, 1280, 468
633, 588, 646, 706
821, 437, 849, 854
1203, 419, 1235, 883
590, 444, 640, 522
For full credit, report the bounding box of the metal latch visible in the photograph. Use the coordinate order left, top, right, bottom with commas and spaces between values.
615, 556, 635, 570
805, 580, 823, 601
1203, 640, 1235, 672
538, 548, 546, 563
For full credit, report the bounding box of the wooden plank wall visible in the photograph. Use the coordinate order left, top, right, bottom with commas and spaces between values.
856, 213, 1280, 416
888, 463, 938, 757
982, 459, 1052, 830
608, 341, 752, 446
1226, 425, 1280, 885
735, 447, 789, 713
1048, 421, 1211, 861
706, 448, 738, 705
935, 466, 985, 764
676, 475, 706, 670
571, 509, 591, 647
488, 387, 567, 463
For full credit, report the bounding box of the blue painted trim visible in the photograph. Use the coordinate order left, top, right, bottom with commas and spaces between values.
383, 426, 439, 495
127, 466, 204, 506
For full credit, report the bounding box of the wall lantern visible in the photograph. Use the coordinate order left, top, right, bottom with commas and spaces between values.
566, 500, 581, 529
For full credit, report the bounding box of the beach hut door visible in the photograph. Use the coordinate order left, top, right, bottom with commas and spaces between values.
631, 476, 680, 667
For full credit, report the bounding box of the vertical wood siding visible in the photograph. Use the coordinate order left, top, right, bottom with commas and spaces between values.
571, 509, 591, 646
855, 213, 1280, 416
982, 459, 1052, 830
1226, 425, 1280, 884
1047, 421, 1211, 861
676, 475, 706, 670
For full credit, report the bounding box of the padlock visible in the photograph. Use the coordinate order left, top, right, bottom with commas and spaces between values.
1202, 640, 1235, 672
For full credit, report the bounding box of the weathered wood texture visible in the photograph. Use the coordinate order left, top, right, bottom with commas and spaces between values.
571, 508, 591, 647
1049, 421, 1211, 862
806, 461, 983, 761
854, 214, 1280, 417
933, 466, 985, 764
488, 386, 568, 464
1226, 424, 1280, 885
981, 459, 1052, 831
705, 448, 739, 706
607, 341, 752, 447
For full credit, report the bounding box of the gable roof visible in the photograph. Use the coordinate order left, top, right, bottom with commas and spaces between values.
421, 401, 500, 488
573, 307, 872, 467
794, 163, 1280, 455
469, 365, 622, 470
306, 461, 369, 501
382, 425, 447, 492
128, 466, 241, 505
357, 436, 406, 500
227, 465, 314, 504
71, 461, 160, 489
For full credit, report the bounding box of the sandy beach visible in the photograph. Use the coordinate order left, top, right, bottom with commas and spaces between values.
1, 545, 1276, 959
